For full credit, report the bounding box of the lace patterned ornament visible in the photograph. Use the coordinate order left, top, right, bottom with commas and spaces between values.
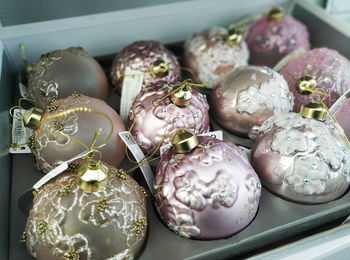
211, 66, 294, 137
110, 40, 181, 94
127, 81, 210, 156
154, 136, 261, 239
184, 27, 249, 89
25, 163, 147, 260
28, 47, 108, 109
251, 112, 350, 204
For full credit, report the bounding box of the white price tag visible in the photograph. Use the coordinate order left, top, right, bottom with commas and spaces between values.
159, 130, 224, 155
120, 68, 144, 123
119, 131, 154, 191
9, 108, 33, 154
19, 82, 29, 98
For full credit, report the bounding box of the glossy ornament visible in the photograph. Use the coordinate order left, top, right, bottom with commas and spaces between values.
246, 8, 310, 68
154, 135, 261, 239
28, 47, 108, 109
25, 162, 147, 259
251, 112, 350, 204
184, 27, 249, 89
28, 94, 126, 174
211, 66, 294, 137
281, 47, 350, 112
127, 81, 210, 155
110, 40, 181, 94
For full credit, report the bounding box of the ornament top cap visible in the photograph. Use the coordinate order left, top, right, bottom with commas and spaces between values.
226, 28, 243, 46
171, 129, 199, 154
268, 7, 284, 21
23, 107, 44, 129
170, 82, 193, 107
152, 59, 170, 78
297, 76, 317, 94
300, 101, 326, 121
77, 159, 109, 192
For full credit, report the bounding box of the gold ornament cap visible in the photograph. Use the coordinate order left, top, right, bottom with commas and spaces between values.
77, 159, 109, 192
226, 28, 243, 46
297, 76, 317, 94
300, 102, 326, 121
268, 7, 284, 21
171, 129, 199, 153
23, 107, 44, 129
170, 85, 193, 107
152, 59, 169, 78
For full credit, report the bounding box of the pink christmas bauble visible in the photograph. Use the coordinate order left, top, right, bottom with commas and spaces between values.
211, 66, 294, 137
154, 136, 261, 239
184, 27, 249, 89
246, 13, 310, 67
110, 40, 181, 94
30, 94, 126, 173
28, 47, 108, 109
251, 112, 350, 204
281, 47, 350, 112
127, 81, 210, 155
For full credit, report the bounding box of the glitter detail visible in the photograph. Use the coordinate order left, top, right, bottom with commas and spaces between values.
68, 162, 80, 171
60, 182, 72, 196
39, 90, 46, 96
64, 249, 80, 260
116, 169, 127, 180
134, 218, 147, 236
53, 121, 64, 131
37, 220, 48, 234
47, 104, 58, 112
32, 188, 40, 196
97, 197, 109, 212
27, 136, 35, 150
71, 92, 81, 98
20, 231, 26, 243
139, 186, 148, 197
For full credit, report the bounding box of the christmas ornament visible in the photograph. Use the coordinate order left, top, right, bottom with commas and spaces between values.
25, 94, 126, 173
251, 102, 350, 204
110, 40, 181, 94
211, 66, 294, 137
28, 47, 108, 109
25, 160, 147, 259
331, 91, 350, 141
127, 80, 210, 155
153, 130, 261, 239
184, 27, 249, 89
281, 47, 350, 112
246, 7, 310, 68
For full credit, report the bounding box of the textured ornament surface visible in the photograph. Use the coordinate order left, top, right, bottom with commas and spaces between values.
31, 94, 126, 174
154, 136, 261, 239
28, 47, 108, 109
25, 163, 147, 260
127, 81, 210, 155
211, 66, 294, 137
281, 48, 350, 112
251, 113, 350, 204
246, 14, 310, 67
184, 27, 249, 89
110, 40, 181, 94
334, 97, 350, 141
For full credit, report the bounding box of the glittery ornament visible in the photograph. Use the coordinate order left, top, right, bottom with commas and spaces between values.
251, 112, 350, 204
281, 47, 350, 112
28, 47, 108, 109
25, 162, 147, 259
154, 135, 261, 239
28, 94, 125, 173
110, 40, 181, 94
332, 92, 350, 141
246, 10, 310, 68
211, 66, 294, 137
127, 81, 210, 155
184, 27, 249, 89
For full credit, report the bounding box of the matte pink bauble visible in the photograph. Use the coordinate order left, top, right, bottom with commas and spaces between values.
184, 27, 249, 89
29, 94, 126, 173
25, 162, 147, 259
281, 48, 350, 112
28, 47, 108, 109
251, 112, 350, 204
154, 135, 261, 239
246, 12, 310, 68
211, 66, 294, 137
127, 81, 210, 155
110, 40, 181, 94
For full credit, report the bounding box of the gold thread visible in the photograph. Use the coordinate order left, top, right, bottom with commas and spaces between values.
37, 220, 48, 234
20, 231, 26, 244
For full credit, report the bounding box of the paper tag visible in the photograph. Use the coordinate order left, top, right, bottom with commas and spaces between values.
119, 131, 154, 191
120, 68, 144, 123
19, 82, 29, 98
9, 108, 33, 154
159, 130, 224, 155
